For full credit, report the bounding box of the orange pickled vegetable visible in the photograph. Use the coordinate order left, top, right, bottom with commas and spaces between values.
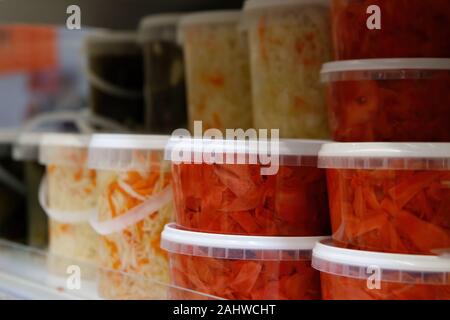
331, 0, 450, 59
326, 74, 450, 142
172, 163, 330, 236
327, 169, 450, 254
169, 253, 321, 300
321, 273, 450, 300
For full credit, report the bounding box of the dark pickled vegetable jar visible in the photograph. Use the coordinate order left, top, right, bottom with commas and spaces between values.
85, 31, 145, 130
0, 135, 26, 243
331, 0, 450, 59
321, 59, 450, 142
139, 14, 187, 134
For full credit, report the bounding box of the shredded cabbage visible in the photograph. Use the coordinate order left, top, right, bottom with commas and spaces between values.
248, 5, 331, 139
46, 160, 108, 275
183, 22, 252, 131
96, 153, 172, 299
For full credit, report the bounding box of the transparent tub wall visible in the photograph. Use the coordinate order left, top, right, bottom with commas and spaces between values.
0, 238, 222, 300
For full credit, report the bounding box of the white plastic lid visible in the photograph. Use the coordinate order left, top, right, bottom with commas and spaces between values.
313, 240, 450, 285
139, 13, 181, 30
39, 133, 91, 166
244, 0, 329, 12
165, 136, 328, 167
139, 13, 182, 43
321, 58, 450, 82
318, 143, 450, 170
161, 224, 327, 261
12, 133, 44, 161
87, 134, 169, 171
85, 30, 140, 55
0, 129, 18, 145
179, 10, 241, 28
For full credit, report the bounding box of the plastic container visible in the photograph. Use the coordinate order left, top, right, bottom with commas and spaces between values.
331, 0, 450, 60
179, 11, 252, 131
322, 59, 450, 142
85, 31, 145, 130
139, 14, 187, 134
243, 0, 331, 139
162, 223, 326, 300
313, 240, 450, 300
165, 137, 330, 236
13, 133, 48, 248
0, 130, 26, 243
39, 134, 100, 274
87, 134, 173, 299
319, 143, 450, 255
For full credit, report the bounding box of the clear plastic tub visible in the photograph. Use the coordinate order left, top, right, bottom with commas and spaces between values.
165, 137, 330, 236
87, 134, 173, 299
313, 240, 450, 300
318, 143, 450, 255
13, 133, 48, 248
0, 130, 26, 243
85, 31, 145, 131
331, 0, 450, 60
39, 134, 101, 275
178, 10, 252, 131
162, 223, 326, 300
321, 59, 450, 142
243, 0, 331, 139
139, 14, 187, 134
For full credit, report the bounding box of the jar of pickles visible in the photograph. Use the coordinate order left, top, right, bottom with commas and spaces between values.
85, 31, 145, 131
139, 14, 187, 134
179, 11, 253, 132
244, 0, 331, 139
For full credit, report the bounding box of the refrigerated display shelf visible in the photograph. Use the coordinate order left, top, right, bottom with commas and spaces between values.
0, 238, 222, 300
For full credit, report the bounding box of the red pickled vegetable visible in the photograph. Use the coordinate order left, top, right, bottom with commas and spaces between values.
326, 73, 450, 142
169, 253, 321, 300
171, 163, 330, 236
331, 0, 450, 59
321, 273, 450, 300
327, 169, 450, 254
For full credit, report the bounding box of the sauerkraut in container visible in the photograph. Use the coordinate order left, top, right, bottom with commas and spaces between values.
319, 143, 450, 255
87, 134, 173, 299
313, 240, 450, 300
179, 11, 252, 131
165, 137, 330, 236
162, 223, 326, 300
39, 134, 103, 275
244, 0, 331, 139
322, 59, 450, 142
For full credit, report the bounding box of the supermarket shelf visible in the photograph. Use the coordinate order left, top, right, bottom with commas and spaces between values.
0, 239, 99, 300
0, 239, 222, 300
0, 0, 245, 29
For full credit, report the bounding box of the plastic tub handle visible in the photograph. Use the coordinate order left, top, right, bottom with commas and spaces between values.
38, 174, 96, 224
88, 185, 173, 236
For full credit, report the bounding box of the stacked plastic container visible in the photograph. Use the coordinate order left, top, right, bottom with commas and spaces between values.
243, 0, 332, 139
87, 134, 174, 299
13, 133, 47, 248
312, 0, 450, 300
38, 134, 101, 275
139, 14, 187, 134
178, 11, 253, 132
161, 136, 331, 299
